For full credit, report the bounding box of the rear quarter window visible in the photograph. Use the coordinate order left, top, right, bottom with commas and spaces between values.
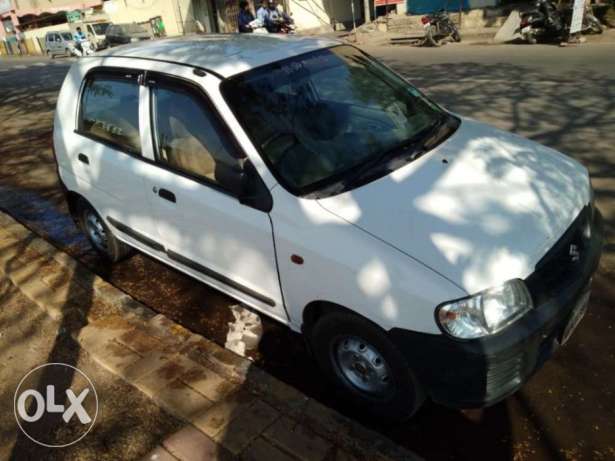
78, 74, 141, 154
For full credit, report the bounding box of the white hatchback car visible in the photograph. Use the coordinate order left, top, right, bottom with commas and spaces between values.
53, 35, 603, 421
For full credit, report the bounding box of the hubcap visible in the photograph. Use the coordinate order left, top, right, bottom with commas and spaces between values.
334, 336, 392, 397
85, 211, 108, 252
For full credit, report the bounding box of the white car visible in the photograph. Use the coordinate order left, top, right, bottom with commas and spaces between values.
53, 35, 603, 421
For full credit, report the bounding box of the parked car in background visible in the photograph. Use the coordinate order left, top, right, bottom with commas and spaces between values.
105, 23, 151, 47
53, 35, 603, 422
70, 21, 111, 50
44, 31, 78, 58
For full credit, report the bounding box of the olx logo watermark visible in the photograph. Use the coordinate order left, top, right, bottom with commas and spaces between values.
14, 363, 98, 448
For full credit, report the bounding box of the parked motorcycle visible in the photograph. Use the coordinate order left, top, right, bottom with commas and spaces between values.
421, 9, 461, 46
520, 0, 603, 44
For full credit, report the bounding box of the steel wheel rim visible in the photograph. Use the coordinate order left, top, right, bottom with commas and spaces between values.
85, 211, 108, 252
333, 335, 393, 397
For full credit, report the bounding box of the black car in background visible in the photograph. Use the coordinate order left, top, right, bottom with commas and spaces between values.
105, 23, 151, 47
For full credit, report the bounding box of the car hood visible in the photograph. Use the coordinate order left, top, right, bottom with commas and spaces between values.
317, 118, 591, 294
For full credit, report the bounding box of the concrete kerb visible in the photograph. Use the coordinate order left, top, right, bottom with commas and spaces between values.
0, 210, 421, 461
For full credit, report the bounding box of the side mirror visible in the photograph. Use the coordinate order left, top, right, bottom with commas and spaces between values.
238, 160, 273, 213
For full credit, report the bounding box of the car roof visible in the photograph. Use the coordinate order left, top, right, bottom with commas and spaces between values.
98, 34, 342, 79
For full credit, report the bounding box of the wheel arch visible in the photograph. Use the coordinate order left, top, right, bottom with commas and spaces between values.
302, 300, 376, 336
65, 190, 86, 222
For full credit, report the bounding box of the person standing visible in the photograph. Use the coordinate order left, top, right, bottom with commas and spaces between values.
73, 27, 86, 54
238, 0, 255, 33
256, 0, 269, 27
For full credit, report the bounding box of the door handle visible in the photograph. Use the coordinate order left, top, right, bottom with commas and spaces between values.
158, 188, 176, 203
78, 153, 89, 165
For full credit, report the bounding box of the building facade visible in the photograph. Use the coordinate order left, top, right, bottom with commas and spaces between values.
0, 0, 368, 55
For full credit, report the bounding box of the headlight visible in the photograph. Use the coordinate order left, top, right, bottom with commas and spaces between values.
436, 279, 532, 339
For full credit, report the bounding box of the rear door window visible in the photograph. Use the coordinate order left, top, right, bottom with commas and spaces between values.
78, 72, 141, 154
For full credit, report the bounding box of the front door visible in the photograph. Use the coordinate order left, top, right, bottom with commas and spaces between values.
142, 74, 287, 321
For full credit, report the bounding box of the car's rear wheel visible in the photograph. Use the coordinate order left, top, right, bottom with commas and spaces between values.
77, 199, 132, 262
310, 311, 424, 422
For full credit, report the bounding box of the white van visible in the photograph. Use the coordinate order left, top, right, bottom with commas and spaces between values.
53, 35, 603, 421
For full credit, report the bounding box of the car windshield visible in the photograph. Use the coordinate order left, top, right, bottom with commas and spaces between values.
91, 23, 110, 34
222, 45, 457, 197
61, 33, 73, 41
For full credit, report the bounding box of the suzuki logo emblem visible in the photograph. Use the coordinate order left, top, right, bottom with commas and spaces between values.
569, 244, 580, 262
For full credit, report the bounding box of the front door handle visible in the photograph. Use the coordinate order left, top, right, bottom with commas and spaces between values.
78, 153, 89, 165
158, 188, 176, 203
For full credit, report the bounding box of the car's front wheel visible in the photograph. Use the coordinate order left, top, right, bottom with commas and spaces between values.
77, 199, 132, 263
310, 311, 424, 422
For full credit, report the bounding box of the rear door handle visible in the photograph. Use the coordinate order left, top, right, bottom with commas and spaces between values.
158, 188, 176, 203
78, 153, 89, 165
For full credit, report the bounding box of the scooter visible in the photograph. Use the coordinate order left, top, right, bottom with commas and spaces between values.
73, 40, 96, 57
520, 0, 603, 44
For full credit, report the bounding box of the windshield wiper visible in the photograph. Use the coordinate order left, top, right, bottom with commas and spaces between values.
336, 138, 423, 193
336, 115, 450, 193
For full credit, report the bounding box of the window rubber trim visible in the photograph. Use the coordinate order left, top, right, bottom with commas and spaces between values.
76, 67, 144, 156
146, 72, 251, 201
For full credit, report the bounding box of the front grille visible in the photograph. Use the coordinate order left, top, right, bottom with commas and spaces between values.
525, 205, 592, 305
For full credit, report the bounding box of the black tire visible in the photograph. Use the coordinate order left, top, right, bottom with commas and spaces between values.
425, 25, 442, 47
452, 29, 461, 42
310, 311, 424, 422
586, 15, 603, 34
77, 199, 132, 263
524, 32, 537, 44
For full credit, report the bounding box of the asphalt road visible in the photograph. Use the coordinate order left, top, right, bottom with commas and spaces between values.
1, 42, 615, 461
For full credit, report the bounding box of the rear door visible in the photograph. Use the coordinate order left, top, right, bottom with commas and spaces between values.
141, 73, 287, 321
52, 33, 62, 54
68, 67, 159, 251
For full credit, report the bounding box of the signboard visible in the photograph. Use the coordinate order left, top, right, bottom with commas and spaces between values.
0, 0, 12, 15
569, 0, 585, 34
375, 0, 403, 5
66, 10, 83, 23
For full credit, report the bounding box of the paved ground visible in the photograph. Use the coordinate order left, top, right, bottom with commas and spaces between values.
0, 269, 186, 460
0, 211, 410, 460
1, 42, 615, 460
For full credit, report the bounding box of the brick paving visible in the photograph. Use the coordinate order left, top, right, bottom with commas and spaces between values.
0, 210, 419, 461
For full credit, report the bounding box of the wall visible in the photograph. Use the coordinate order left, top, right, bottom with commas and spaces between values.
289, 0, 363, 33
13, 0, 103, 16
102, 0, 183, 35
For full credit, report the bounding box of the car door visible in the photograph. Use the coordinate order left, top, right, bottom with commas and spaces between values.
142, 73, 287, 321
52, 33, 61, 54
68, 67, 159, 250
45, 34, 53, 53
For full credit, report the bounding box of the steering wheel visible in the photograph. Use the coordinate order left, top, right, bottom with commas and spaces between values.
260, 131, 301, 166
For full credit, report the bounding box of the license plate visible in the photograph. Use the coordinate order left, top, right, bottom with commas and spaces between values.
561, 291, 590, 345
521, 26, 531, 34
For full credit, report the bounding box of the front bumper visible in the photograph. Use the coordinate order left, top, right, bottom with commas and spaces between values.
389, 207, 604, 408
